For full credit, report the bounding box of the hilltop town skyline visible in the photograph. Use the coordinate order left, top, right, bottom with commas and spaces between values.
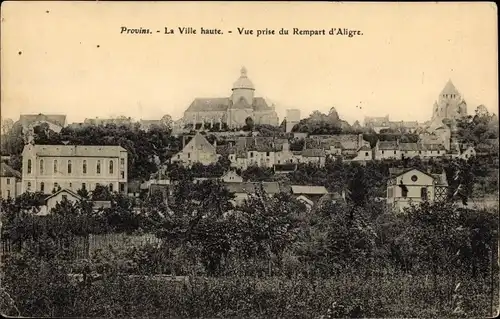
1, 2, 497, 125
1, 75, 497, 126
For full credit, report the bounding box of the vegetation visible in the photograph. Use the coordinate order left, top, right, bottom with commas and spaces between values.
1, 179, 498, 317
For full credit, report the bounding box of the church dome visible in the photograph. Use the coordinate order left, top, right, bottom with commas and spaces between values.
232, 67, 255, 91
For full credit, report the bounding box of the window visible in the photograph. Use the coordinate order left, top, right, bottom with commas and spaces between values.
54, 182, 59, 189
68, 160, 72, 174
419, 151, 422, 154
40, 160, 44, 174
120, 158, 125, 166
266, 152, 270, 156
381, 151, 384, 154
365, 152, 369, 156
402, 187, 408, 198
83, 160, 87, 174
27, 181, 32, 191
394, 151, 396, 155
82, 183, 86, 190
121, 171, 125, 179
53, 160, 58, 173
188, 153, 191, 159
6, 178, 10, 185
177, 154, 180, 159
109, 183, 113, 192
69, 183, 72, 188
7, 190, 10, 198
27, 159, 32, 174
120, 183, 125, 192
250, 152, 253, 158
421, 187, 428, 200
40, 182, 45, 192
411, 175, 418, 182
109, 160, 114, 174
96, 160, 101, 174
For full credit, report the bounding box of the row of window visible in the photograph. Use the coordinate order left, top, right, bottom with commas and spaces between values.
380, 150, 441, 155
388, 187, 428, 200
25, 181, 118, 193
27, 158, 125, 175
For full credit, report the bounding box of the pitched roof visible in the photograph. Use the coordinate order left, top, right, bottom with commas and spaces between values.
45, 188, 82, 202
302, 149, 326, 157
183, 133, 216, 153
291, 185, 329, 195
225, 182, 282, 194
19, 114, 67, 127
422, 144, 446, 151
399, 143, 421, 151
185, 97, 272, 113
441, 79, 460, 96
378, 141, 398, 150
0, 163, 21, 178
27, 145, 127, 157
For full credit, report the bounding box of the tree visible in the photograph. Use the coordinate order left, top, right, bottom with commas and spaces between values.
161, 114, 173, 130
1, 118, 14, 135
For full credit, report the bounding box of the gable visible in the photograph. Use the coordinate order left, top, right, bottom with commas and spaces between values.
398, 169, 435, 186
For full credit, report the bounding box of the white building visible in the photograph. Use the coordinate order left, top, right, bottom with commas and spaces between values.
386, 168, 448, 212
21, 144, 128, 194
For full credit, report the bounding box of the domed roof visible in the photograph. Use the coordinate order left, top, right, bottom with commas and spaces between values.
232, 67, 255, 91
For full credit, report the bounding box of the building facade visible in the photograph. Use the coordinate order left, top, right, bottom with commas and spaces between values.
21, 144, 128, 194
285, 109, 301, 133
183, 67, 279, 129
0, 163, 22, 199
386, 168, 448, 212
170, 132, 219, 166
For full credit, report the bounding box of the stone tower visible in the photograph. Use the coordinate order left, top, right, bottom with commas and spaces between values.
285, 109, 301, 133
432, 80, 468, 122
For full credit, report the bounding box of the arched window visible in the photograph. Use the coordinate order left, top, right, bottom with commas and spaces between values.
40, 182, 45, 192
109, 160, 114, 174
96, 160, 101, 174
27, 159, 32, 174
53, 160, 58, 173
39, 160, 44, 174
68, 160, 72, 174
83, 160, 87, 174
421, 187, 428, 200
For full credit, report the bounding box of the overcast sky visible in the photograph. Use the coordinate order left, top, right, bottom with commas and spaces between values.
1, 1, 497, 125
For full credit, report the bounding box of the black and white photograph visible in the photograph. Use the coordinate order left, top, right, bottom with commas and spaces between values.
0, 1, 499, 318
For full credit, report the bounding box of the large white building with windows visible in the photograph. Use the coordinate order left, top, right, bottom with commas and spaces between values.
21, 144, 128, 194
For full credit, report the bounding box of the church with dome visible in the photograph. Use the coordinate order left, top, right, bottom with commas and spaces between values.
182, 67, 279, 129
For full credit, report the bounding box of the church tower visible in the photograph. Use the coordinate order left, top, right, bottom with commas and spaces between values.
231, 67, 255, 105
432, 80, 467, 122
228, 67, 255, 128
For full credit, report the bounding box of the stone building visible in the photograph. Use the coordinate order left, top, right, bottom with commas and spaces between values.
19, 114, 67, 133
285, 109, 301, 133
0, 163, 22, 199
183, 67, 279, 129
430, 80, 468, 125
21, 144, 128, 194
